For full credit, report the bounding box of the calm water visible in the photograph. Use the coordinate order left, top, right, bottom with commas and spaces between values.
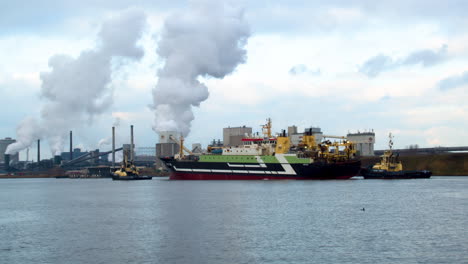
0, 177, 467, 264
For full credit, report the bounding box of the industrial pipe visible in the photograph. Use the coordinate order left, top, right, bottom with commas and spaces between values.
62, 147, 123, 167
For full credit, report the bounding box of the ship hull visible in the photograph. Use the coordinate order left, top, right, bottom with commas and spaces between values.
160, 157, 361, 180
361, 168, 432, 179
111, 174, 152, 181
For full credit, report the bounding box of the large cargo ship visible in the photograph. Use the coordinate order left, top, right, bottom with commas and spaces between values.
160, 119, 361, 180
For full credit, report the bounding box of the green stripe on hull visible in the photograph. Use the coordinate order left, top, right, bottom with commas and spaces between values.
197, 155, 310, 164
260, 156, 279, 163
199, 155, 258, 163
284, 156, 311, 164
199, 155, 280, 163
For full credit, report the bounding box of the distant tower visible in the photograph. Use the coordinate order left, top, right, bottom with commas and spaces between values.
223, 126, 252, 147
347, 131, 375, 156
288, 127, 323, 146
287, 125, 297, 136
155, 131, 180, 170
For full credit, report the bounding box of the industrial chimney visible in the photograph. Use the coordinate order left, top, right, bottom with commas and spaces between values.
70, 131, 73, 161
37, 139, 40, 164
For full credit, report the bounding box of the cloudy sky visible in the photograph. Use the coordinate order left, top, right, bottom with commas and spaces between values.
1, 0, 467, 159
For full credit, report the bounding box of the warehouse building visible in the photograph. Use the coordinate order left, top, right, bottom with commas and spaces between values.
347, 131, 375, 156
223, 126, 252, 147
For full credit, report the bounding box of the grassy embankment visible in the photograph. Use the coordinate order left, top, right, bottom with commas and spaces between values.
361, 152, 468, 176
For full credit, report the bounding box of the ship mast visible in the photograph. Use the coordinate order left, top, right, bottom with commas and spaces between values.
179, 136, 185, 159
388, 133, 394, 150
262, 118, 272, 138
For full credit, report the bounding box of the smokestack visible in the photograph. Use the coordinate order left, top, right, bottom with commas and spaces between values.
70, 131, 73, 161
37, 139, 40, 164
4, 154, 10, 171
130, 125, 134, 162
112, 126, 115, 168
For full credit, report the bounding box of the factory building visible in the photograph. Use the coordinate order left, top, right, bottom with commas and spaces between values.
60, 148, 88, 162
289, 127, 323, 146
123, 144, 135, 160
156, 131, 180, 170
288, 126, 298, 137
223, 126, 252, 147
347, 131, 375, 156
0, 137, 19, 163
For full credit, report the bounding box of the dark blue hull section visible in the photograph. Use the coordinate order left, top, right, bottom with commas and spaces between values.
361, 168, 432, 179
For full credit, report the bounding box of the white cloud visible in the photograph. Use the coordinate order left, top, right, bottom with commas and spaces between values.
2, 0, 468, 153
423, 126, 468, 146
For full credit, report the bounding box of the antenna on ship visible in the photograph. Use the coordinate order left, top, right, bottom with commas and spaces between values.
389, 133, 394, 150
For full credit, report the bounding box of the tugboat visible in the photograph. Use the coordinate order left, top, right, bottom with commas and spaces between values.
112, 151, 152, 180
361, 133, 431, 179
111, 125, 152, 181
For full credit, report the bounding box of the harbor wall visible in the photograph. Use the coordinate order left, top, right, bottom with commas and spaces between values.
361, 152, 468, 176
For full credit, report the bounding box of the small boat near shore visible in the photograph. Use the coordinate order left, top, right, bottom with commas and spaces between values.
361, 133, 431, 179
111, 149, 151, 181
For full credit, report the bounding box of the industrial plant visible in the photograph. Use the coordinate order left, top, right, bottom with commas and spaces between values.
3, 118, 468, 178
0, 126, 161, 178
0, 121, 378, 178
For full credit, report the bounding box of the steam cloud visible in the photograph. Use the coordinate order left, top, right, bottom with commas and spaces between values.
359, 44, 449, 78
6, 9, 147, 155
151, 0, 250, 136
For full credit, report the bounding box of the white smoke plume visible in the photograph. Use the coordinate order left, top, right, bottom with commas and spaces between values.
113, 117, 122, 127
6, 9, 147, 156
97, 117, 122, 149
98, 138, 111, 148
6, 117, 44, 154
151, 0, 250, 136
